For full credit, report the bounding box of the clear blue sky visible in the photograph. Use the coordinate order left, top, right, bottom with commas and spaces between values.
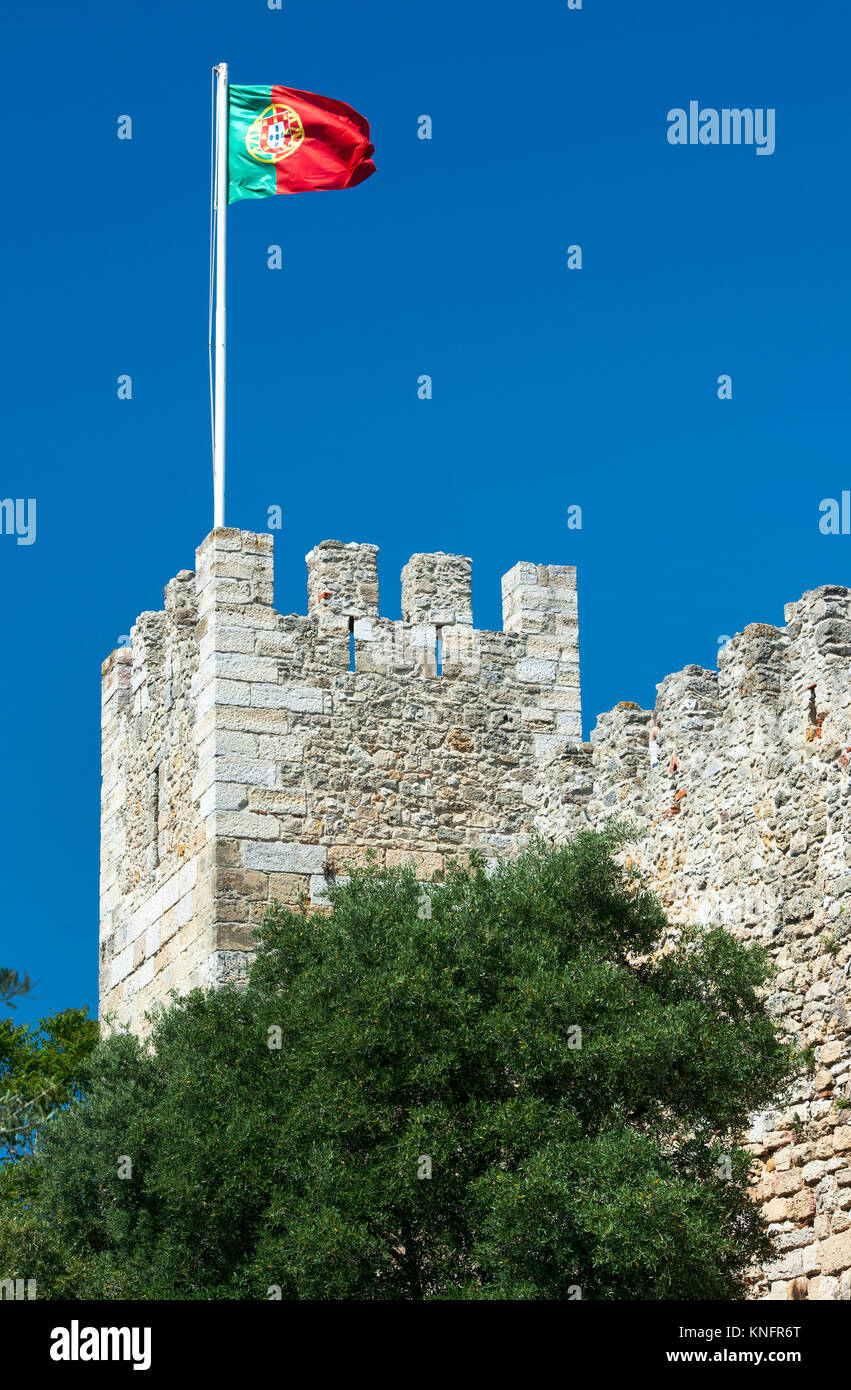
2, 0, 849, 1025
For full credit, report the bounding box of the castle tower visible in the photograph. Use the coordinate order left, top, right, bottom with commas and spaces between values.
100, 529, 581, 1035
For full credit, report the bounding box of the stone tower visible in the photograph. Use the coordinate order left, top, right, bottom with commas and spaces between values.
99, 528, 581, 1035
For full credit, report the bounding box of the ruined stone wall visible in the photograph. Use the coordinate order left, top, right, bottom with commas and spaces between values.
538, 587, 851, 1301
100, 528, 580, 1036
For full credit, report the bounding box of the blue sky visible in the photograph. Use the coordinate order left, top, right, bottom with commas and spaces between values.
2, 0, 849, 1025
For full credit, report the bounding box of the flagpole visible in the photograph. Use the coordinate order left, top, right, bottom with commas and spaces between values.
213, 61, 228, 529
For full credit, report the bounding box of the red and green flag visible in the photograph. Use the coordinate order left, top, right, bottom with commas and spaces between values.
228, 85, 376, 203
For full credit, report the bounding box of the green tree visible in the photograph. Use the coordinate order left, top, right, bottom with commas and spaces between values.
0, 978, 99, 1295
0, 1008, 99, 1160
0, 968, 33, 1012
0, 831, 803, 1299
1, 966, 39, 1154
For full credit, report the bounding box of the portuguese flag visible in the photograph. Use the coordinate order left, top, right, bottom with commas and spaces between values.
228, 85, 376, 203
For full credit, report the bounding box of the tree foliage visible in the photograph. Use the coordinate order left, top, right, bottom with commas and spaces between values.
0, 830, 803, 1299
0, 968, 33, 1012
0, 1008, 99, 1158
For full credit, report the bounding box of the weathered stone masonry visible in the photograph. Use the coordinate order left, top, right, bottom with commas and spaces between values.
100, 529, 851, 1299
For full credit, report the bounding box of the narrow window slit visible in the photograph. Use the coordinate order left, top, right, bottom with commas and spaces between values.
349, 616, 356, 672
148, 766, 160, 869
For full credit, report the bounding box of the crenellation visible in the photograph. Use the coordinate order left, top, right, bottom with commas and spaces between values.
501, 561, 578, 637
305, 538, 379, 619
401, 552, 473, 627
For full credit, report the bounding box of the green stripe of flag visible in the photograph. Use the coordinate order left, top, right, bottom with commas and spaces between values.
228, 86, 277, 204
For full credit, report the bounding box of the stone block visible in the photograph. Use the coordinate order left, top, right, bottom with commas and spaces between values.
251, 683, 325, 713
517, 657, 557, 684
817, 1231, 851, 1276
215, 811, 280, 842
833, 1127, 851, 1153
242, 841, 327, 875
807, 1275, 840, 1299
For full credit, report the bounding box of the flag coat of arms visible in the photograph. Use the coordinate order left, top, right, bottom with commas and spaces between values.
228, 85, 377, 202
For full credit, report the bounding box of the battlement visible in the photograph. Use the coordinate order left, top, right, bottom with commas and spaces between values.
305, 539, 378, 619
100, 528, 581, 1037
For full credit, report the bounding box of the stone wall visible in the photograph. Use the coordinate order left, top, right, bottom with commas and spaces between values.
538, 587, 851, 1300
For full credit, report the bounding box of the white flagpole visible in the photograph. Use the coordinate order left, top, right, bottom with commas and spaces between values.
213, 61, 228, 529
